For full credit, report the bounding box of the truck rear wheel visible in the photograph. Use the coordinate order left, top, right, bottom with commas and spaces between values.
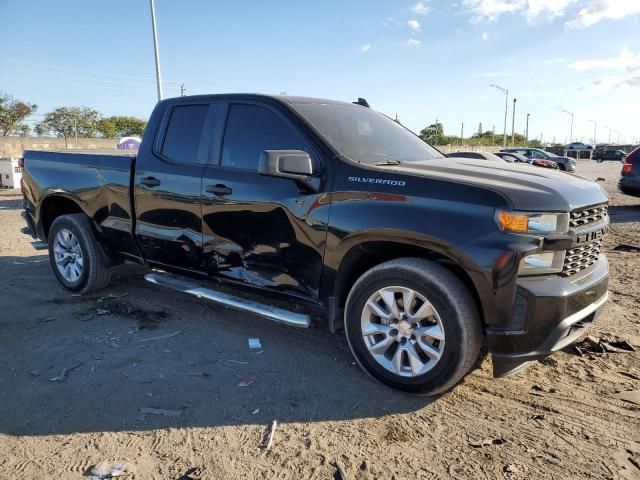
344, 258, 482, 395
48, 214, 111, 294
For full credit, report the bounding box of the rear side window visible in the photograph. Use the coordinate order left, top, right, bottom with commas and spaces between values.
221, 104, 306, 170
161, 104, 209, 164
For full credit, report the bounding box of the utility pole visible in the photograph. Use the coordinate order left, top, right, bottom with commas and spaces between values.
561, 109, 574, 143
460, 122, 464, 146
490, 84, 509, 148
492, 124, 495, 145
525, 113, 530, 144
180, 83, 186, 96
73, 118, 78, 146
511, 98, 517, 147
588, 119, 597, 146
149, 0, 163, 101
606, 126, 612, 143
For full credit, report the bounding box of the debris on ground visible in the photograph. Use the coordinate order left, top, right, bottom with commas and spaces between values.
225, 359, 249, 365
613, 243, 640, 253
89, 460, 129, 479
38, 317, 56, 323
139, 407, 183, 417
531, 384, 557, 394
503, 463, 528, 475
176, 466, 205, 480
595, 177, 606, 182
248, 338, 262, 350
335, 460, 350, 480
139, 331, 182, 343
619, 371, 640, 381
614, 390, 640, 406
237, 379, 254, 387
97, 293, 128, 303
96, 308, 111, 316
469, 437, 507, 448
263, 420, 277, 450
575, 335, 636, 355
49, 363, 83, 382
251, 409, 260, 415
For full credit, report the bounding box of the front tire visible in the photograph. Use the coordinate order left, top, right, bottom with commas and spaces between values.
344, 258, 482, 395
48, 214, 111, 293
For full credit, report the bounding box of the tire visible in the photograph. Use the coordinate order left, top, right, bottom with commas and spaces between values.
344, 258, 482, 395
48, 214, 111, 294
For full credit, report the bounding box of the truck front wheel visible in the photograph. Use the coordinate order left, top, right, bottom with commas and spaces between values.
344, 258, 482, 395
48, 214, 111, 294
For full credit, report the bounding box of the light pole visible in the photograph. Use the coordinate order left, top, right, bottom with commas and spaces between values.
605, 126, 612, 143
511, 98, 517, 147
587, 119, 597, 146
525, 113, 530, 144
561, 109, 574, 143
490, 84, 508, 148
150, 0, 163, 101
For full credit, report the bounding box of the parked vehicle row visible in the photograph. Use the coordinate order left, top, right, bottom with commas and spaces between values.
501, 148, 576, 172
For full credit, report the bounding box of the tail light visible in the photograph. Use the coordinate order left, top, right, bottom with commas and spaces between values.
622, 160, 632, 176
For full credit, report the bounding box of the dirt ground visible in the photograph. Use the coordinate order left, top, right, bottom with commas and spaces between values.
0, 161, 639, 480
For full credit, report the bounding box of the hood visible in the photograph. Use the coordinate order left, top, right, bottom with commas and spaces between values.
386, 158, 608, 212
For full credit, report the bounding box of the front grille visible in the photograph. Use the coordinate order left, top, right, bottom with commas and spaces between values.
561, 239, 602, 277
569, 205, 608, 229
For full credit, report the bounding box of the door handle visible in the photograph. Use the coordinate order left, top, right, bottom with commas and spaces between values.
206, 184, 232, 196
140, 176, 161, 187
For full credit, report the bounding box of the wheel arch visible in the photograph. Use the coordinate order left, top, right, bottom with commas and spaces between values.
328, 234, 490, 331
39, 194, 85, 239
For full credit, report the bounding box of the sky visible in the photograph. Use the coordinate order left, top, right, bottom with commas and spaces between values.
1, 0, 639, 144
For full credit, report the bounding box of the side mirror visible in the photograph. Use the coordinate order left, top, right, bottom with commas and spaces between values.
258, 150, 320, 191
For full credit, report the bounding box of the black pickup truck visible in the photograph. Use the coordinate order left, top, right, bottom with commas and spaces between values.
21, 94, 610, 394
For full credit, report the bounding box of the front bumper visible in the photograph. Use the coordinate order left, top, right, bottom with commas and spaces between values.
489, 256, 609, 377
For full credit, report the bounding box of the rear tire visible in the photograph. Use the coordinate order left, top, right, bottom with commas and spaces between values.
48, 214, 111, 294
344, 258, 482, 395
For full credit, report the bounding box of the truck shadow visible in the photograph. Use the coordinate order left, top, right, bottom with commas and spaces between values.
608, 204, 640, 224
0, 256, 438, 437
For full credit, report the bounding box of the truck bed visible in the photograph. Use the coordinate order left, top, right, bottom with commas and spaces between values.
22, 150, 139, 259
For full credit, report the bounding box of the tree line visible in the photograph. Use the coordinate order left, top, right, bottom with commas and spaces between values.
0, 92, 146, 146
418, 122, 542, 147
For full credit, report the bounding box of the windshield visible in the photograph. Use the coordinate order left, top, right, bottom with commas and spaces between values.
291, 102, 445, 164
543, 150, 559, 158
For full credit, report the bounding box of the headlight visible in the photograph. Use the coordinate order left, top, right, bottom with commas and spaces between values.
495, 210, 569, 235
519, 250, 565, 275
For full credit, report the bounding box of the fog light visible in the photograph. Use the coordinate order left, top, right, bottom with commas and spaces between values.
519, 251, 565, 276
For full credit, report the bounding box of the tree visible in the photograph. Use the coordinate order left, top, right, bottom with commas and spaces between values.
419, 122, 444, 145
97, 115, 146, 138
0, 92, 37, 136
35, 106, 100, 146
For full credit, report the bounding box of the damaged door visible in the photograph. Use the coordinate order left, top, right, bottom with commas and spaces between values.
201, 102, 330, 301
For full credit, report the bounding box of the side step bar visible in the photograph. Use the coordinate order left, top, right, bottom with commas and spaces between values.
145, 272, 311, 329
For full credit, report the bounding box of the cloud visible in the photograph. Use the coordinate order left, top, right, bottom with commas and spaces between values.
569, 48, 640, 93
411, 1, 430, 15
481, 32, 490, 40
567, 48, 640, 71
566, 0, 640, 28
407, 19, 422, 32
406, 38, 422, 46
359, 44, 372, 53
472, 70, 512, 77
545, 57, 567, 64
461, 0, 640, 26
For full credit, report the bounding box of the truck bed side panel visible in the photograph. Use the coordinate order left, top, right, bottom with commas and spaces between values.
22, 151, 140, 259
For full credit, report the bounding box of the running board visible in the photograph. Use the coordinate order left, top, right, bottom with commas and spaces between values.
144, 272, 311, 328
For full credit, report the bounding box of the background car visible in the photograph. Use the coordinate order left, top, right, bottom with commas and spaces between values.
494, 151, 559, 169
565, 142, 592, 150
593, 149, 627, 162
501, 148, 576, 172
619, 146, 640, 197
445, 151, 504, 161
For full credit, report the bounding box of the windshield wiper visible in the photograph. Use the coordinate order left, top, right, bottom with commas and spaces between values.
373, 160, 402, 166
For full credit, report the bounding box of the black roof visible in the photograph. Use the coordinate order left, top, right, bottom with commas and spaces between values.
158, 93, 356, 108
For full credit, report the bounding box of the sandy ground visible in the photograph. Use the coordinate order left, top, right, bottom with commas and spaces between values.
0, 161, 639, 480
